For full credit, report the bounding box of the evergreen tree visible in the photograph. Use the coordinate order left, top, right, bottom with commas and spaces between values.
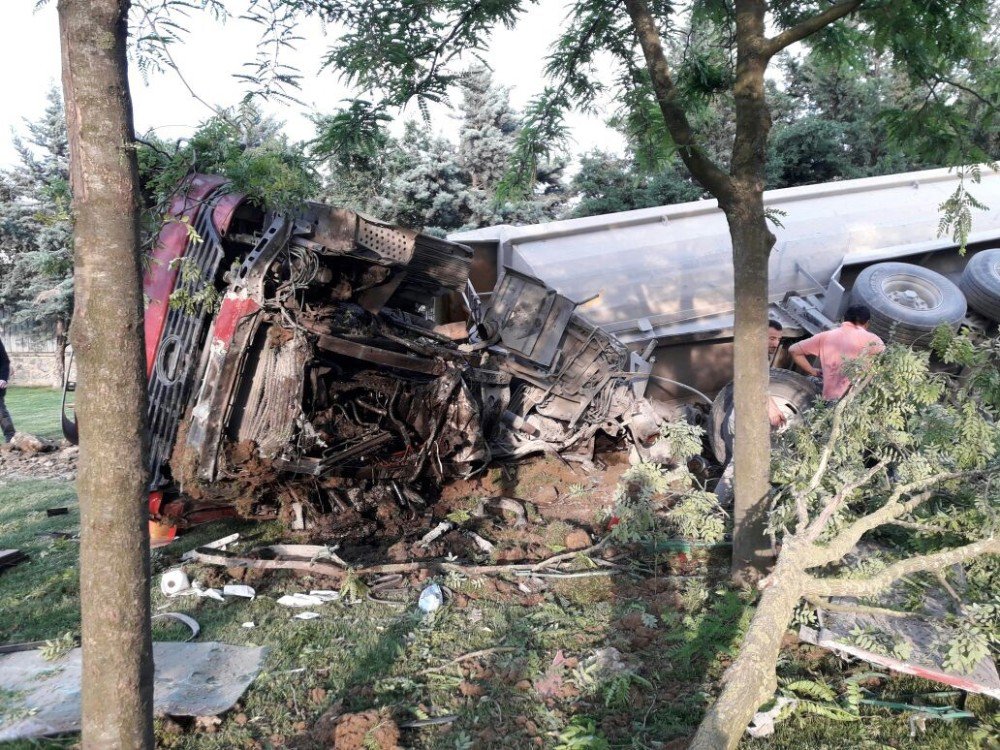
315, 67, 567, 232
458, 66, 518, 191
378, 121, 474, 234
0, 87, 73, 343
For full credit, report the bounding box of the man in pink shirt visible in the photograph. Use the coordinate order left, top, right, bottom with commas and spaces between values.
788, 305, 886, 400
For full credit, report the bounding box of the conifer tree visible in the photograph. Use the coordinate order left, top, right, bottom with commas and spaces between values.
0, 87, 73, 384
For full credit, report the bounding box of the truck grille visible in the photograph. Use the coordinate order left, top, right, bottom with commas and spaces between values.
147, 194, 227, 487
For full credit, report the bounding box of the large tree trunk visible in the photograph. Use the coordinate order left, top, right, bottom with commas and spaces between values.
728, 0, 776, 572
58, 1, 154, 748
689, 561, 803, 750
727, 204, 774, 571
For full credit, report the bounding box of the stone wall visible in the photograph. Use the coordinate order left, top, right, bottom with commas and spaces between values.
0, 322, 64, 387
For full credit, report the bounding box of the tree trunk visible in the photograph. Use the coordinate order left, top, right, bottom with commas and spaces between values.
727, 204, 774, 571
689, 562, 803, 750
58, 1, 154, 748
728, 0, 776, 572
53, 318, 67, 389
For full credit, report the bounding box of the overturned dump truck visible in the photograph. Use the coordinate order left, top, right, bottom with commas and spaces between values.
450, 166, 1000, 460
67, 175, 664, 538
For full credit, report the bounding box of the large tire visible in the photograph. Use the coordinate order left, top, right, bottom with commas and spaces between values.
708, 369, 820, 465
850, 262, 967, 347
959, 248, 1000, 322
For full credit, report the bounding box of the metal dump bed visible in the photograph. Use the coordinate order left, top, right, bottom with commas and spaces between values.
451, 167, 1000, 347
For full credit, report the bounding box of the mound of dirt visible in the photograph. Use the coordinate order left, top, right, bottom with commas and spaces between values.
330, 709, 400, 750
0, 437, 77, 481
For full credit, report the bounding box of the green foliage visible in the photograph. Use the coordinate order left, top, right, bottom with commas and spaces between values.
569, 150, 705, 217
605, 462, 669, 543
783, 678, 837, 702
940, 601, 998, 675
138, 102, 318, 211
0, 87, 73, 328
315, 67, 566, 231
770, 342, 1000, 544
659, 420, 706, 460
848, 625, 913, 661
40, 631, 76, 661
166, 257, 222, 315
553, 716, 610, 750
937, 165, 995, 253
666, 491, 728, 543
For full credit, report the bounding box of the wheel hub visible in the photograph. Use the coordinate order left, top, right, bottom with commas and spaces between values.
886, 287, 930, 310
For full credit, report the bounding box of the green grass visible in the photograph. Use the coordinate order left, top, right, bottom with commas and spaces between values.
0, 481, 996, 749
0, 480, 80, 644
2, 387, 64, 441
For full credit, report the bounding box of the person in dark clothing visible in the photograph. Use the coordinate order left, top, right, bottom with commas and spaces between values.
0, 336, 16, 441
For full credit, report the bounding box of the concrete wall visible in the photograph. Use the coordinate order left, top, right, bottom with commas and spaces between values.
0, 322, 62, 387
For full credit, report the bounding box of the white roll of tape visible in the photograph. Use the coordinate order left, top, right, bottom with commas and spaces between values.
160, 568, 191, 596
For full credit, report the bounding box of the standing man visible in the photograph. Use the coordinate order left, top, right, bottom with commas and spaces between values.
0, 334, 15, 441
788, 305, 885, 401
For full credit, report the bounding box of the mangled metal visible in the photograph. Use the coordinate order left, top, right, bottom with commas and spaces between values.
112, 174, 664, 529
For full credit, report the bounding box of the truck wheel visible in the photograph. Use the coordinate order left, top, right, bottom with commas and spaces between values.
959, 248, 1000, 322
708, 369, 820, 465
850, 262, 967, 346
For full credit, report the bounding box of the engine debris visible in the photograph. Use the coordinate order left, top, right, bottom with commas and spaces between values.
119, 175, 668, 529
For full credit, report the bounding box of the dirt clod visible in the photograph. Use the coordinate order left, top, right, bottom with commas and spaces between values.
564, 528, 592, 550
459, 680, 485, 697
331, 709, 400, 750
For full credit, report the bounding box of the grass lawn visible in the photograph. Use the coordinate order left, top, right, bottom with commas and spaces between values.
2, 387, 64, 442
0, 477, 996, 749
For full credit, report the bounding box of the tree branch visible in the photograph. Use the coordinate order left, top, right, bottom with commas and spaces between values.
623, 0, 733, 202
803, 460, 887, 543
792, 377, 871, 532
932, 74, 997, 108
805, 595, 923, 620
806, 470, 983, 568
809, 537, 1000, 598
763, 0, 865, 58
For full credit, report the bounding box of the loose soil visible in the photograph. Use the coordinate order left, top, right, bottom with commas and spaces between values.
0, 437, 77, 481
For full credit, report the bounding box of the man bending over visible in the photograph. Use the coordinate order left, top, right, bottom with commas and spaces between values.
788, 305, 885, 401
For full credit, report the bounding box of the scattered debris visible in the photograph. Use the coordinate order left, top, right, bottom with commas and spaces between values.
241, 622, 255, 629
276, 593, 330, 608
0, 642, 267, 741
800, 556, 1000, 699
578, 647, 630, 683
0, 441, 77, 481
125, 175, 667, 532
151, 612, 200, 641
418, 583, 443, 614
190, 582, 224, 602
0, 549, 27, 573
473, 496, 527, 527
44, 507, 69, 517
309, 590, 340, 602
747, 696, 797, 738
160, 568, 191, 596
467, 531, 495, 554
419, 521, 453, 548
180, 533, 240, 561
293, 612, 322, 620
221, 584, 255, 599
398, 714, 458, 728
8, 433, 56, 454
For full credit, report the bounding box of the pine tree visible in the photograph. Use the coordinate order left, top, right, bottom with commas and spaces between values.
0, 87, 73, 384
315, 67, 567, 232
